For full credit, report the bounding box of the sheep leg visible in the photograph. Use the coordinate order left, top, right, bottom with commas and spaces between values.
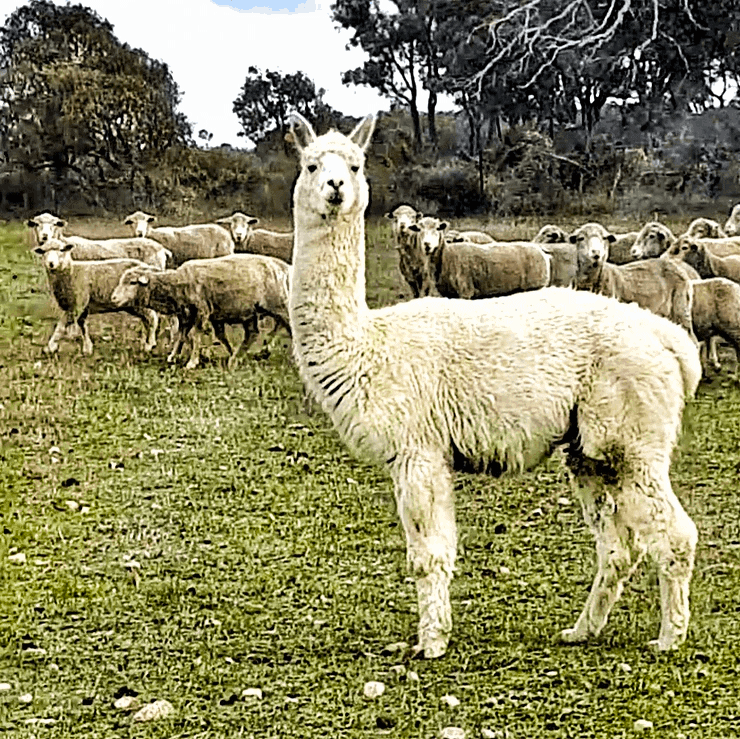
210, 320, 234, 367
560, 472, 646, 644
708, 336, 721, 372
130, 308, 158, 352
45, 315, 72, 354
77, 312, 93, 356
168, 312, 194, 364
238, 314, 260, 355
390, 452, 457, 659
184, 316, 205, 370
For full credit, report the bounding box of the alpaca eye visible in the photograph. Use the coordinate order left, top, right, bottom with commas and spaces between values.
307, 164, 317, 173
351, 165, 359, 173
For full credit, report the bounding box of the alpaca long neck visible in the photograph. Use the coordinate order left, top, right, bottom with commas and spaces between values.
290, 215, 368, 344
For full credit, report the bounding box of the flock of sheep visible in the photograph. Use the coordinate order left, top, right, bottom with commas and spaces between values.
386, 203, 740, 375
28, 210, 293, 368
22, 113, 740, 660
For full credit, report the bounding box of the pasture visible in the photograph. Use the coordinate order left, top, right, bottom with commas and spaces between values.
2, 216, 740, 738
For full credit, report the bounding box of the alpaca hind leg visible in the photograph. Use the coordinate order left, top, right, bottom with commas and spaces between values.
620, 472, 697, 650
561, 472, 646, 644
391, 453, 457, 659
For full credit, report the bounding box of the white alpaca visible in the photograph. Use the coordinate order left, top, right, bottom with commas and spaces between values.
288, 113, 701, 658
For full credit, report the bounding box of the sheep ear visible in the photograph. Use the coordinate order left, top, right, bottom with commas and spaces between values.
289, 112, 316, 152
349, 115, 376, 151
690, 243, 698, 251
147, 215, 156, 223
137, 274, 150, 285
123, 217, 133, 225
409, 224, 420, 232
568, 234, 577, 244
606, 233, 616, 243
33, 246, 44, 254
27, 218, 38, 227
215, 217, 228, 225
249, 217, 259, 226
61, 241, 74, 252
438, 221, 449, 231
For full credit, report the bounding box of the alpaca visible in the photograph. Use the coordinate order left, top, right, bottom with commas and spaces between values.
288, 112, 701, 658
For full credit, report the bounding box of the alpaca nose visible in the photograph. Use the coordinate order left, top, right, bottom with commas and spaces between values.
327, 179, 343, 190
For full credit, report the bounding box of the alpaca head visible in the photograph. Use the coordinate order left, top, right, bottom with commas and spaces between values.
289, 112, 375, 223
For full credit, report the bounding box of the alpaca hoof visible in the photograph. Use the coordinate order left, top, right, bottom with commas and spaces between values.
647, 636, 682, 652
412, 638, 448, 660
559, 627, 588, 645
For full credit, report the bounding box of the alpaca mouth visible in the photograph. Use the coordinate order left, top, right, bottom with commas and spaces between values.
328, 193, 344, 206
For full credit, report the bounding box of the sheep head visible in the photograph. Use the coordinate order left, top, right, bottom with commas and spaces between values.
217, 212, 259, 245
28, 212, 67, 244
409, 217, 449, 255
124, 211, 156, 238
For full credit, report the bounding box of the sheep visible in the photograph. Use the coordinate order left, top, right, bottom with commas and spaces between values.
607, 231, 640, 265
33, 238, 159, 356
215, 211, 260, 249
532, 224, 569, 244
573, 223, 695, 338
123, 211, 234, 267
111, 254, 291, 370
385, 204, 429, 298
724, 204, 740, 236
236, 226, 293, 263
28, 212, 171, 269
663, 235, 740, 285
685, 217, 727, 240
630, 221, 677, 260
444, 229, 495, 244
288, 111, 700, 658
690, 278, 740, 375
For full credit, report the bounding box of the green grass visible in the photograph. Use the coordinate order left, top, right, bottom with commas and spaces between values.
2, 217, 740, 738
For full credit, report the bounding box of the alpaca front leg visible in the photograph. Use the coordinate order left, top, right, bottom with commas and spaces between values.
391, 455, 457, 659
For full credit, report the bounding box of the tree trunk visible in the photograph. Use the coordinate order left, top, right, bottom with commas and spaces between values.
427, 88, 438, 148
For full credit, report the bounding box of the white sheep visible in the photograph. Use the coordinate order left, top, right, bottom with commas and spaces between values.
421, 221, 551, 298
111, 254, 291, 369
34, 239, 159, 355
444, 229, 495, 244
630, 221, 677, 260
685, 217, 727, 240
607, 230, 640, 265
385, 204, 429, 297
288, 112, 700, 658
572, 223, 695, 339
724, 204, 740, 236
28, 212, 170, 269
215, 211, 259, 248
532, 224, 569, 244
691, 278, 740, 375
216, 211, 293, 263
123, 211, 234, 267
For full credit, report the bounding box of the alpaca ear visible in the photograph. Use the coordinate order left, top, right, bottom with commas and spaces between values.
349, 115, 376, 151
289, 112, 316, 152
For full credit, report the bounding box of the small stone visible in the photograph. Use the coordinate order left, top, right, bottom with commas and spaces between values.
24, 718, 55, 726
114, 695, 139, 710
499, 566, 511, 576
557, 497, 572, 506
440, 728, 466, 739
133, 699, 174, 722
633, 719, 654, 732
65, 500, 79, 511
241, 688, 263, 700
530, 507, 544, 517
381, 641, 409, 655
8, 552, 26, 565
0, 683, 11, 691
441, 694, 461, 708
19, 693, 33, 703
619, 662, 632, 673
49, 446, 61, 456
481, 730, 500, 739
123, 560, 141, 570
363, 681, 385, 699
80, 506, 90, 514
389, 665, 405, 676
407, 671, 420, 682
24, 647, 47, 656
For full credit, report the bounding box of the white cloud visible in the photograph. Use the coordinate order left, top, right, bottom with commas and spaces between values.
0, 0, 390, 146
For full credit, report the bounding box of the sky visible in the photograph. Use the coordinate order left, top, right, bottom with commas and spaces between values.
0, 0, 395, 147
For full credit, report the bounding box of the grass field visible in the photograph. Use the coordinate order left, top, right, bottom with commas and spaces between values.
2, 216, 740, 738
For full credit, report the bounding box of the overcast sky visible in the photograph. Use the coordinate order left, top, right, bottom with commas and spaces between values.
0, 0, 394, 147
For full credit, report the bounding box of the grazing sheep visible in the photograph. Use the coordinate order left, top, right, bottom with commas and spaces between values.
533, 224, 569, 244
724, 204, 740, 236
685, 217, 727, 240
418, 219, 550, 299
664, 236, 740, 285
630, 221, 677, 260
28, 212, 171, 269
288, 112, 700, 658
386, 204, 429, 297
123, 211, 234, 267
111, 254, 291, 369
690, 278, 740, 374
444, 229, 495, 244
573, 223, 695, 338
34, 239, 159, 355
607, 231, 640, 265
216, 211, 259, 248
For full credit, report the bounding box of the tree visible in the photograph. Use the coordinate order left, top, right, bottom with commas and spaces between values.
232, 67, 337, 146
0, 0, 191, 208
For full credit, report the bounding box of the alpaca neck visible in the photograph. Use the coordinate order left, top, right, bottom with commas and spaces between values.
290, 214, 367, 345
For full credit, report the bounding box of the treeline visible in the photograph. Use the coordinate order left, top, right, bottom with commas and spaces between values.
1, 0, 740, 221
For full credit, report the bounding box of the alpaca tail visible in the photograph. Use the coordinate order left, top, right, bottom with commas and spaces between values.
656, 318, 702, 400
